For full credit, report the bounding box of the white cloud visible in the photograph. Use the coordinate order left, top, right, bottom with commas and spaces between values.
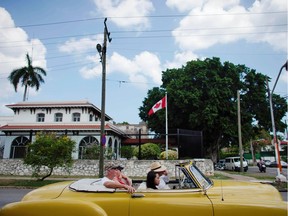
93, 0, 154, 30
170, 0, 286, 52
109, 51, 162, 86
58, 35, 102, 53
0, 8, 47, 105
79, 60, 103, 79
165, 0, 205, 12
59, 34, 163, 86
164, 50, 199, 69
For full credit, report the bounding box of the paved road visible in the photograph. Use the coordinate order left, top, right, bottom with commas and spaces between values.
247, 166, 287, 177
0, 188, 33, 208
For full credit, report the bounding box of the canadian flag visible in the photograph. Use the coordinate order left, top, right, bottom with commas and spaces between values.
148, 96, 166, 116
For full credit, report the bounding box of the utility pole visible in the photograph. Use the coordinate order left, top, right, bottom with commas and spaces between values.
266, 61, 287, 182
237, 90, 244, 172
96, 18, 112, 177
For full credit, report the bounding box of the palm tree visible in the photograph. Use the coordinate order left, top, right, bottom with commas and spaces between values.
8, 53, 47, 101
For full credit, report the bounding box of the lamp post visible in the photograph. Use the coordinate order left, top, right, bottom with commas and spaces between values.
267, 60, 287, 182
96, 18, 112, 178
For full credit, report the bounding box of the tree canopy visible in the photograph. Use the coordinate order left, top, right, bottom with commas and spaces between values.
8, 53, 47, 101
24, 133, 75, 181
139, 57, 287, 161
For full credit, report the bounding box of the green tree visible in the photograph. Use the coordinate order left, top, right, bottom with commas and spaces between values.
24, 133, 75, 181
82, 145, 113, 160
133, 143, 161, 159
139, 57, 287, 161
8, 53, 47, 101
121, 146, 134, 159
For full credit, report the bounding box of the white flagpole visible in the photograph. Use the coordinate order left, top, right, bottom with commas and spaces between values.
165, 92, 168, 159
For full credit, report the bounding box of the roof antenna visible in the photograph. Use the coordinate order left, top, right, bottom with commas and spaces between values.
221, 180, 224, 201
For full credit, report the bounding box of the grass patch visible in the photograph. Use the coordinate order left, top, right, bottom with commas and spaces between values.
210, 173, 232, 180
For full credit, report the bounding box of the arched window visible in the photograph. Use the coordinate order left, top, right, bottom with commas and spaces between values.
72, 112, 80, 122
10, 136, 29, 158
55, 113, 63, 122
108, 138, 112, 148
114, 140, 118, 159
36, 113, 45, 122
78, 136, 99, 159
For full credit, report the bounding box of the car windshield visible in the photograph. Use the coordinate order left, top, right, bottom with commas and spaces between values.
189, 165, 213, 190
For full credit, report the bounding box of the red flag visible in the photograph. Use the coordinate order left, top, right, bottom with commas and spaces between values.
148, 96, 166, 116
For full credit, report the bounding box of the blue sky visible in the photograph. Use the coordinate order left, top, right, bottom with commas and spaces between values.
0, 0, 287, 124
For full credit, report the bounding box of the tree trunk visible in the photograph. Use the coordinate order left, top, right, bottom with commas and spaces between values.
207, 135, 222, 163
38, 167, 53, 181
23, 84, 28, 101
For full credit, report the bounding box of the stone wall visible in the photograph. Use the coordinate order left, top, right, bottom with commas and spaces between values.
0, 159, 214, 178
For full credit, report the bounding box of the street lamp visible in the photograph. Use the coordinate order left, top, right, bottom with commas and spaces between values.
267, 60, 287, 182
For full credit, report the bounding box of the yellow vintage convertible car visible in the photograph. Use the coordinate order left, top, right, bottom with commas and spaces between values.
0, 162, 286, 216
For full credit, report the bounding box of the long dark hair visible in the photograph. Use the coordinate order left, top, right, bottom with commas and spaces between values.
146, 171, 158, 189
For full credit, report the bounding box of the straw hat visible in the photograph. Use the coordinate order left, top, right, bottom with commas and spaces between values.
150, 161, 166, 172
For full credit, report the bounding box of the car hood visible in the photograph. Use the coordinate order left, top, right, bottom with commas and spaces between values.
207, 180, 283, 203
22, 181, 73, 201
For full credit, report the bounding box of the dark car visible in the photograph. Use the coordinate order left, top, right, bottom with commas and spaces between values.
269, 161, 287, 168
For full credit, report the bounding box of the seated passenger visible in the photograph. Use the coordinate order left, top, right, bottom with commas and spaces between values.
146, 170, 160, 189
113, 165, 132, 186
149, 162, 170, 189
101, 164, 135, 194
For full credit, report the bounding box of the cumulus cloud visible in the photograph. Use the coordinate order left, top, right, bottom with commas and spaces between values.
109, 51, 162, 86
169, 0, 286, 52
164, 50, 199, 69
165, 0, 204, 12
92, 0, 154, 30
59, 34, 162, 86
58, 35, 102, 53
0, 7, 46, 114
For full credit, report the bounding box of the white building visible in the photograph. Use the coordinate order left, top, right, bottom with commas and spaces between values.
0, 100, 128, 159
115, 121, 149, 139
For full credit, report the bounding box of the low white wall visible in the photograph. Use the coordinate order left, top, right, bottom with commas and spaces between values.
0, 159, 214, 178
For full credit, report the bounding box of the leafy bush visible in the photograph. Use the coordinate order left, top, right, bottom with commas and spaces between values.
24, 132, 76, 181
133, 143, 161, 159
120, 146, 134, 159
82, 145, 113, 160
159, 150, 178, 160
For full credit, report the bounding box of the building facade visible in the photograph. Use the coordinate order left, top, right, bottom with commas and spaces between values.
0, 100, 128, 160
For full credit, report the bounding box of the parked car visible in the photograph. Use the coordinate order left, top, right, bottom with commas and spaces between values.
215, 159, 225, 170
269, 161, 287, 168
225, 156, 248, 172
0, 162, 286, 216
263, 160, 271, 166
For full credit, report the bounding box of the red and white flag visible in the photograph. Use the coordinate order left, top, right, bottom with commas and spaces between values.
148, 96, 166, 116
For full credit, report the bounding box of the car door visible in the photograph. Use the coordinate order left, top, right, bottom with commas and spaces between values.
129, 189, 213, 216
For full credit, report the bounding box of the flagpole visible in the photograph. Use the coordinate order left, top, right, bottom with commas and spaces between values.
165, 92, 168, 159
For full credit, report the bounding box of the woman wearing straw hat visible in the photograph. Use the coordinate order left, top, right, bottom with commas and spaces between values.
149, 162, 170, 189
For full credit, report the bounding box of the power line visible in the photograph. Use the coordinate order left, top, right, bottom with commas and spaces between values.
0, 29, 285, 50
0, 11, 285, 29
0, 23, 286, 44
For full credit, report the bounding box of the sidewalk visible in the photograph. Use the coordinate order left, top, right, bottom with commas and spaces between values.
215, 170, 270, 182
